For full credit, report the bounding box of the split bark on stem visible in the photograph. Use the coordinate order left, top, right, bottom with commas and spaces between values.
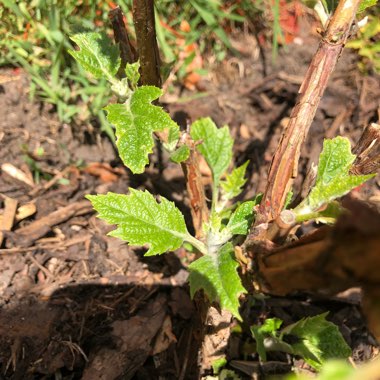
248, 0, 362, 241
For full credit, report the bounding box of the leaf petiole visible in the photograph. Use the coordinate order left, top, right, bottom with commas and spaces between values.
185, 234, 208, 256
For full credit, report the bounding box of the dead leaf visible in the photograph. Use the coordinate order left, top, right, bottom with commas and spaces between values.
1, 163, 34, 187
152, 315, 177, 355
0, 196, 18, 246
15, 202, 37, 222
84, 163, 123, 183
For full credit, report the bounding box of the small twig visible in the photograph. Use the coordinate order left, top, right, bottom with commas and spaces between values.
26, 252, 53, 279
12, 200, 93, 247
29, 166, 71, 197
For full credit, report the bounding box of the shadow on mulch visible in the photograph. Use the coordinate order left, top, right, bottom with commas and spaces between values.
0, 282, 201, 380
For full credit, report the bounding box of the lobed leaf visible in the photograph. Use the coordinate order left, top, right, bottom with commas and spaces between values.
124, 62, 140, 88
226, 201, 255, 235
316, 137, 356, 184
69, 32, 120, 80
86, 189, 189, 256
105, 86, 179, 174
190, 117, 233, 185
164, 124, 181, 152
358, 0, 378, 13
250, 318, 284, 361
250, 325, 268, 361
281, 313, 352, 369
295, 137, 375, 215
220, 161, 249, 200
170, 145, 190, 163
188, 243, 246, 320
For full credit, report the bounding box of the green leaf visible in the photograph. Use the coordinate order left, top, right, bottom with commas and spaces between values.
295, 137, 375, 216
125, 62, 140, 88
164, 124, 180, 152
212, 357, 227, 375
281, 313, 352, 369
86, 189, 189, 256
69, 32, 120, 80
358, 0, 378, 13
226, 201, 255, 235
250, 318, 283, 361
285, 360, 355, 380
188, 243, 246, 320
190, 117, 233, 185
250, 325, 268, 361
284, 190, 294, 209
319, 0, 339, 14
220, 161, 249, 200
317, 137, 355, 183
315, 201, 343, 224
171, 145, 190, 163
259, 318, 284, 334
105, 86, 179, 173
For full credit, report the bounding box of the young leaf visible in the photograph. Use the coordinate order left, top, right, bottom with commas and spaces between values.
226, 201, 255, 235
220, 161, 249, 200
69, 32, 120, 81
212, 357, 227, 375
190, 117, 233, 184
295, 137, 375, 216
259, 318, 284, 334
170, 145, 190, 163
250, 318, 284, 361
281, 313, 352, 369
164, 124, 181, 153
188, 243, 246, 320
124, 62, 140, 88
105, 86, 179, 174
358, 0, 378, 13
250, 325, 268, 361
296, 201, 343, 224
86, 189, 189, 256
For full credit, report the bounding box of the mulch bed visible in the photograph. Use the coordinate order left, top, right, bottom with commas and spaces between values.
0, 28, 379, 379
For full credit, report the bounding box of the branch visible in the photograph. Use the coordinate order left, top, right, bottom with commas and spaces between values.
132, 0, 161, 88
250, 0, 361, 239
109, 6, 138, 78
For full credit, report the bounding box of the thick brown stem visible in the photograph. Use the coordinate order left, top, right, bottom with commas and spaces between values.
109, 6, 138, 78
251, 0, 361, 237
132, 0, 161, 88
